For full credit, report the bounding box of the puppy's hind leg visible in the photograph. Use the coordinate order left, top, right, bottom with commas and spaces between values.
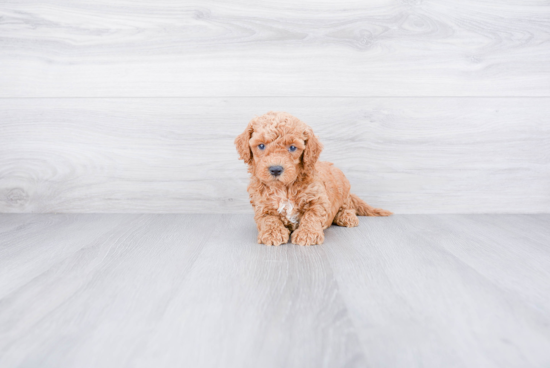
334, 208, 360, 227
334, 197, 360, 227
350, 194, 392, 216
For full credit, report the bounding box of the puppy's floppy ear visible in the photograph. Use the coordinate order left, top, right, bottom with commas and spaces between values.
302, 127, 323, 174
235, 122, 254, 165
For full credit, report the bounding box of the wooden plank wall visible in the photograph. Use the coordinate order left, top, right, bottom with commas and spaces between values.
1, 0, 549, 213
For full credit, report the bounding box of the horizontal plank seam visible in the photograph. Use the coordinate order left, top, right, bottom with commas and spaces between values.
1, 96, 550, 99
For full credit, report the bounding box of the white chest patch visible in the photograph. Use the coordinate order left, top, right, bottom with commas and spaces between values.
277, 199, 299, 224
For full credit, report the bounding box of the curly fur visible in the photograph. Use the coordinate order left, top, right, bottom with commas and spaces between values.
235, 111, 392, 246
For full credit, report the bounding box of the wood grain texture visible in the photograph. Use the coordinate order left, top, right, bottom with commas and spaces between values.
0, 214, 366, 368
1, 214, 550, 367
1, 0, 550, 97
323, 214, 550, 367
1, 97, 548, 213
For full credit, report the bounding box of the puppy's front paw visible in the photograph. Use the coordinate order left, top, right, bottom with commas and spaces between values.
258, 224, 290, 246
291, 227, 325, 246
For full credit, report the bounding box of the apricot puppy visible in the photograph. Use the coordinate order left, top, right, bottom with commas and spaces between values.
235, 111, 392, 246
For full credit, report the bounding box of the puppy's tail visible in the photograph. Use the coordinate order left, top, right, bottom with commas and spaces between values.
350, 194, 393, 217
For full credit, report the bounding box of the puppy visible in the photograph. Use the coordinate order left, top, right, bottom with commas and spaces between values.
235, 111, 392, 246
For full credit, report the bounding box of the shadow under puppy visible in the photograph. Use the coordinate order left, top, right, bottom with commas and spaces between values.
235, 111, 392, 246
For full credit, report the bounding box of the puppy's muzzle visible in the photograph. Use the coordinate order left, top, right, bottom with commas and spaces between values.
269, 165, 284, 177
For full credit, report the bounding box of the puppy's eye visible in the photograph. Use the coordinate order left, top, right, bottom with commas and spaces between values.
258, 144, 265, 150
288, 145, 297, 152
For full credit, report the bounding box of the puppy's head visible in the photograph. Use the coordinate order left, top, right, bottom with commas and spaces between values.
235, 111, 322, 185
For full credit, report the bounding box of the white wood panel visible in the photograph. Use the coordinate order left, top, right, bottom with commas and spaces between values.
1, 0, 550, 97
0, 97, 548, 213
1, 214, 550, 367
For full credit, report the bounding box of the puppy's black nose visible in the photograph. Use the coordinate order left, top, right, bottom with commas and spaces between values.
269, 165, 284, 177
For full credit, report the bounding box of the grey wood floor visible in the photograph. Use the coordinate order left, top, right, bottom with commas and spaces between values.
1, 214, 549, 368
